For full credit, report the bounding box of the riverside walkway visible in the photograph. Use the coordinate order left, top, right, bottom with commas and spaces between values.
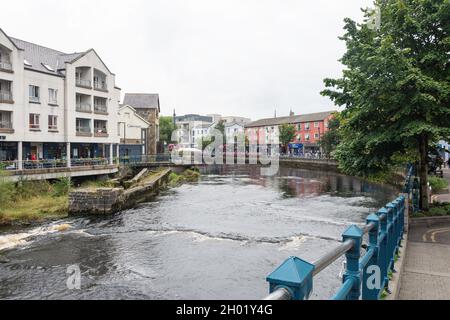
398, 168, 450, 300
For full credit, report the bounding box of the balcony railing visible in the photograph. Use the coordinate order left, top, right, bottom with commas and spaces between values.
48, 125, 58, 131
29, 124, 40, 130
49, 99, 58, 105
0, 61, 12, 71
94, 81, 107, 91
76, 126, 91, 134
76, 103, 92, 113
94, 104, 107, 113
76, 79, 92, 88
0, 91, 13, 102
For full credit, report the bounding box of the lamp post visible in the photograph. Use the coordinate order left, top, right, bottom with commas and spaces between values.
118, 121, 126, 160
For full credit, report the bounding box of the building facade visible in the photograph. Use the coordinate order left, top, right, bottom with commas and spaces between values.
118, 105, 150, 157
0, 28, 121, 168
245, 111, 335, 155
122, 93, 160, 155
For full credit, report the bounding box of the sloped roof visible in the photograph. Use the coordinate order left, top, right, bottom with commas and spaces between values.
245, 111, 336, 128
123, 93, 160, 112
119, 104, 151, 126
10, 37, 85, 76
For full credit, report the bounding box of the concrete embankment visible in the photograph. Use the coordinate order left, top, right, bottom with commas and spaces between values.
69, 168, 171, 215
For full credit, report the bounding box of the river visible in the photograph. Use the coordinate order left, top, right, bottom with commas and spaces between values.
0, 166, 396, 300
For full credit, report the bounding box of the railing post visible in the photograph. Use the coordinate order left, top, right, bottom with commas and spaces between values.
342, 225, 363, 300
399, 195, 405, 238
266, 257, 315, 300
385, 204, 395, 274
362, 214, 380, 300
377, 208, 389, 292
389, 200, 400, 256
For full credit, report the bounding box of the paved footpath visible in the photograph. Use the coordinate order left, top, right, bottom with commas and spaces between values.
398, 168, 450, 300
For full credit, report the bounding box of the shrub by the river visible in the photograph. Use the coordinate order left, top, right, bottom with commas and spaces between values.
0, 179, 69, 225
53, 177, 72, 197
428, 176, 448, 193
413, 202, 450, 218
168, 169, 200, 187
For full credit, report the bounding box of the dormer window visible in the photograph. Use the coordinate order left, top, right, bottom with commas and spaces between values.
42, 63, 54, 72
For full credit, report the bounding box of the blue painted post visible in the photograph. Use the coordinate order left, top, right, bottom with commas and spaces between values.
399, 196, 405, 238
362, 214, 380, 300
377, 208, 389, 292
342, 225, 364, 300
266, 257, 315, 300
392, 199, 401, 254
385, 204, 396, 273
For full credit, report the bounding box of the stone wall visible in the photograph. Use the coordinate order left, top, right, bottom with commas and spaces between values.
280, 158, 340, 173
69, 169, 171, 215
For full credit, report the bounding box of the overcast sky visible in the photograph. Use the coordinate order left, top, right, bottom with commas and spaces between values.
2, 0, 373, 120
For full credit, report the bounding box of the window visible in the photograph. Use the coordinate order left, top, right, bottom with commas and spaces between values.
29, 85, 40, 102
314, 122, 320, 128
48, 89, 58, 105
29, 114, 40, 130
305, 134, 310, 141
297, 124, 301, 131
48, 115, 57, 131
315, 133, 320, 139
94, 120, 108, 134
305, 123, 310, 130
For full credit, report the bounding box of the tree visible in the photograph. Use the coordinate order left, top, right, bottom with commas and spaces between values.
279, 124, 296, 154
159, 116, 176, 145
215, 120, 226, 143
319, 114, 341, 159
321, 0, 450, 210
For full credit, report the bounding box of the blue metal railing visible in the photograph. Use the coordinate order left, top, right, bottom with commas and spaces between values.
265, 166, 415, 300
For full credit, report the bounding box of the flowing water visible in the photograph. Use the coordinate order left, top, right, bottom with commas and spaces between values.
0, 166, 396, 300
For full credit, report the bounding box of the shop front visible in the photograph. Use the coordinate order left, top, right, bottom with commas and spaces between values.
71, 143, 109, 159
0, 141, 18, 161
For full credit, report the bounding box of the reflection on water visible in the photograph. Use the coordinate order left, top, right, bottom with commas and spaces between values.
0, 166, 396, 300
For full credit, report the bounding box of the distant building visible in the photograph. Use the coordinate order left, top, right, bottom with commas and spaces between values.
174, 114, 214, 147
118, 105, 150, 157
245, 111, 335, 154
123, 93, 160, 155
225, 122, 246, 144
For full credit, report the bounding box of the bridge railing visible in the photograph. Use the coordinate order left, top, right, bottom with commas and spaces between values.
0, 158, 112, 171
117, 154, 172, 165
264, 167, 414, 300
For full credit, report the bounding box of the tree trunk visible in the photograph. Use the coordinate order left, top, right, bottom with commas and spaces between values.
418, 134, 429, 211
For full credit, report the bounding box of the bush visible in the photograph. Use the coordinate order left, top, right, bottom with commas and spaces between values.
14, 179, 53, 200
53, 177, 72, 197
0, 179, 15, 209
428, 176, 448, 192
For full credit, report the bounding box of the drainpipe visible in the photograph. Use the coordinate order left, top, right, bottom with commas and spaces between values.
66, 142, 71, 168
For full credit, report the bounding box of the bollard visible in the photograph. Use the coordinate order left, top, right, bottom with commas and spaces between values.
377, 208, 389, 293
342, 225, 364, 300
266, 257, 315, 300
362, 214, 380, 300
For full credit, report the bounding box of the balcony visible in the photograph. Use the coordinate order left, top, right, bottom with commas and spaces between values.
29, 96, 40, 103
94, 120, 108, 137
76, 126, 92, 137
94, 97, 108, 115
94, 81, 107, 92
48, 125, 58, 132
76, 103, 92, 113
0, 116, 13, 134
0, 61, 12, 73
76, 79, 92, 89
0, 90, 13, 104
93, 69, 107, 92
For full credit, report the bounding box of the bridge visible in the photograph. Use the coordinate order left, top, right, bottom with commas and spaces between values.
264, 166, 414, 300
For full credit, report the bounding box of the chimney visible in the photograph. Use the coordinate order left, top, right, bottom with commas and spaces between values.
290, 109, 295, 117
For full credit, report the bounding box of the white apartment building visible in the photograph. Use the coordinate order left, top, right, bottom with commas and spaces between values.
118, 105, 150, 157
0, 28, 120, 169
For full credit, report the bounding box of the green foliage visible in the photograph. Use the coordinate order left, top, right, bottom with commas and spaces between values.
0, 179, 15, 208
319, 113, 341, 158
321, 0, 450, 210
415, 202, 450, 217
279, 124, 296, 147
53, 177, 72, 197
168, 169, 200, 187
428, 176, 448, 192
159, 116, 176, 144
